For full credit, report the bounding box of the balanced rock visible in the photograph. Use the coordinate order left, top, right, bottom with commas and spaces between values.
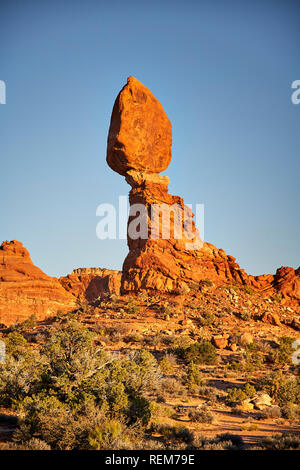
106, 78, 300, 302
106, 76, 172, 175
107, 78, 254, 293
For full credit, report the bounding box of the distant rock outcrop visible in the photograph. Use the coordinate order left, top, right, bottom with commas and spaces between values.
59, 268, 121, 302
0, 240, 76, 325
248, 266, 300, 306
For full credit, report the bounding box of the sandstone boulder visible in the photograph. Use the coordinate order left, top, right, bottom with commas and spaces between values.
252, 393, 272, 410
212, 336, 228, 349
106, 76, 172, 176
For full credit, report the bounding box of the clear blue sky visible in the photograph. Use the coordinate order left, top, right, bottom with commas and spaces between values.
1, 0, 299, 277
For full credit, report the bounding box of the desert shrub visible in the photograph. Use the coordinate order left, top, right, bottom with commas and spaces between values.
241, 285, 254, 295
280, 404, 300, 421
9, 315, 37, 333
88, 419, 125, 450
199, 312, 215, 327
127, 298, 140, 315
167, 335, 194, 354
188, 281, 200, 291
227, 349, 264, 373
109, 294, 119, 307
256, 371, 300, 406
227, 383, 256, 404
123, 349, 161, 394
106, 382, 128, 414
188, 409, 215, 424
160, 377, 185, 397
15, 394, 105, 450
4, 331, 28, 358
25, 438, 51, 450
185, 362, 206, 389
181, 341, 217, 365
198, 386, 218, 401
128, 396, 151, 426
0, 319, 168, 449
272, 293, 283, 304
243, 349, 264, 371
260, 406, 281, 420
125, 333, 144, 343
157, 303, 173, 319
151, 423, 194, 444
216, 433, 244, 448
261, 433, 300, 450
270, 336, 295, 365
0, 352, 45, 406
0, 317, 174, 449
192, 433, 244, 450
159, 353, 176, 375
149, 401, 175, 418
106, 324, 130, 342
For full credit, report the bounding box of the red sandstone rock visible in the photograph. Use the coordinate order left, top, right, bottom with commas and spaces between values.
59, 268, 121, 302
261, 311, 281, 327
0, 240, 76, 325
106, 76, 172, 175
212, 336, 228, 349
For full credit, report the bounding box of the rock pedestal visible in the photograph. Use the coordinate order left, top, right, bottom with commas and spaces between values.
106, 77, 255, 294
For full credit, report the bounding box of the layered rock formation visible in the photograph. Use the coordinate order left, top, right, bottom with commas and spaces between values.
0, 241, 123, 325
248, 267, 300, 306
59, 268, 121, 302
0, 240, 76, 325
107, 77, 300, 304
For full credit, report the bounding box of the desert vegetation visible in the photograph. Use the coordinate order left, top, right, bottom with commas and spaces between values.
0, 288, 299, 450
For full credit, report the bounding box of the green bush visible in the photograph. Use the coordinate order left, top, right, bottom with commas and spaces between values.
149, 401, 175, 418
227, 383, 256, 404
88, 419, 124, 450
151, 423, 194, 444
181, 341, 217, 365
5, 331, 28, 358
185, 362, 206, 389
128, 396, 151, 426
0, 319, 166, 449
270, 336, 295, 365
127, 298, 140, 315
256, 371, 300, 406
159, 354, 176, 375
